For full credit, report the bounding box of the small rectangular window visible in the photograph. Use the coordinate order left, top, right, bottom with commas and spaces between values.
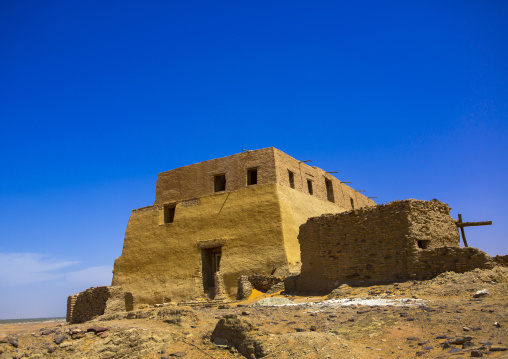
325, 178, 334, 202
247, 168, 258, 185
307, 179, 313, 195
214, 174, 226, 192
288, 170, 295, 189
350, 198, 355, 210
164, 205, 176, 223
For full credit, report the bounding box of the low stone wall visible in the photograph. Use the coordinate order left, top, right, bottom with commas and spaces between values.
247, 275, 285, 293
66, 286, 134, 324
410, 247, 494, 280
295, 199, 494, 293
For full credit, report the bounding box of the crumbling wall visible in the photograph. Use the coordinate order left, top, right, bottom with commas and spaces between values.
296, 199, 493, 293
66, 286, 134, 324
247, 275, 285, 293
211, 314, 268, 358
409, 247, 494, 280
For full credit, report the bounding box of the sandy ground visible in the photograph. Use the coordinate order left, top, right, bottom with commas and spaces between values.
1, 267, 507, 358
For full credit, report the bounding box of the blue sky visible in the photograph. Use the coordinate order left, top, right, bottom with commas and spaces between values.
1, 1, 507, 319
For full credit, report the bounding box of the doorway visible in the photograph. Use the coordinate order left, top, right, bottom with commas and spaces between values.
201, 247, 222, 290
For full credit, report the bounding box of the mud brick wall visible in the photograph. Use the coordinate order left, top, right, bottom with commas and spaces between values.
409, 247, 494, 280
67, 286, 134, 324
296, 199, 492, 293
247, 275, 285, 293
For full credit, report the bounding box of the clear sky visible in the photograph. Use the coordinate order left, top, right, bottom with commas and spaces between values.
0, 1, 507, 319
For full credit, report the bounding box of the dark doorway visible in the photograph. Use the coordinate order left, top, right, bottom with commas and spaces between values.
201, 247, 222, 290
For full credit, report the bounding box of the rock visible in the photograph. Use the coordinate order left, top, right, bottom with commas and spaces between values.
473, 289, 489, 298
407, 337, 420, 341
100, 332, 109, 338
471, 350, 483, 357
54, 334, 67, 344
447, 347, 461, 353
41, 329, 54, 336
494, 322, 501, 328
87, 327, 108, 334
170, 352, 187, 357
490, 345, 508, 351
8, 336, 19, 348
441, 341, 451, 349
0, 334, 8, 343
463, 326, 471, 332
71, 332, 86, 339
450, 337, 473, 345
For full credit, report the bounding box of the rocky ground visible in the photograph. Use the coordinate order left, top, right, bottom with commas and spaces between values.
1, 266, 507, 359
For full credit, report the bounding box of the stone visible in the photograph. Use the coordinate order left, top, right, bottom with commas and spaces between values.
8, 336, 18, 348
54, 334, 67, 344
447, 347, 461, 353
473, 289, 489, 298
170, 352, 187, 357
490, 345, 507, 351
450, 337, 473, 345
471, 350, 483, 357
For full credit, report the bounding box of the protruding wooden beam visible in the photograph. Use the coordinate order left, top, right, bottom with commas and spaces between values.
455, 221, 492, 228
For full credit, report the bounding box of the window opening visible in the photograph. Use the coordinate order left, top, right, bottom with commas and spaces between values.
325, 178, 334, 202
288, 170, 295, 189
164, 205, 176, 223
307, 179, 313, 195
247, 168, 258, 185
214, 174, 226, 192
417, 240, 429, 249
201, 246, 222, 290
350, 198, 355, 210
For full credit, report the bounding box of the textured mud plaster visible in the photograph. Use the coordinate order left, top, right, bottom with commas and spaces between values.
112, 148, 375, 304
296, 199, 494, 293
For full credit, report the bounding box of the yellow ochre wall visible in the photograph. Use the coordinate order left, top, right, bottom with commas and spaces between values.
113, 184, 288, 303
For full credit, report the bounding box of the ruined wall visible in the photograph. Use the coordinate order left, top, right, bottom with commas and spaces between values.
66, 286, 134, 324
296, 199, 493, 293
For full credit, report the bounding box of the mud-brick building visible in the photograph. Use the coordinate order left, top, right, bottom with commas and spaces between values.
294, 199, 494, 293
112, 148, 375, 304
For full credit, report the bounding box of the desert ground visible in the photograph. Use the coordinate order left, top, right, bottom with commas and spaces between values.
1, 266, 507, 359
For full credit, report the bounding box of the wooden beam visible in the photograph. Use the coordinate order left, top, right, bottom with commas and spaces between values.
458, 214, 468, 247
455, 221, 492, 228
